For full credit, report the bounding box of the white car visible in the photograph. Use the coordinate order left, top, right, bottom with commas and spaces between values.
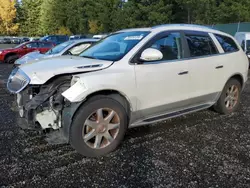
7, 24, 248, 157
14, 39, 99, 66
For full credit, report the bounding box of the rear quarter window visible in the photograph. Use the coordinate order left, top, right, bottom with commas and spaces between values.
214, 34, 239, 53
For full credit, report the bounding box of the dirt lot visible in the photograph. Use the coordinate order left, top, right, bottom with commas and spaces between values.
1, 63, 250, 188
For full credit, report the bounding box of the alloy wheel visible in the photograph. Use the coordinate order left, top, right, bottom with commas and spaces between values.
82, 108, 120, 149
224, 85, 239, 110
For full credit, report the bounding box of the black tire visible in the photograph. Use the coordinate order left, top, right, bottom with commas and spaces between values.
213, 78, 242, 114
69, 95, 128, 157
5, 55, 18, 64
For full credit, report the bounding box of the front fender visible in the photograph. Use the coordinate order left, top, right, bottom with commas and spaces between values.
62, 80, 131, 105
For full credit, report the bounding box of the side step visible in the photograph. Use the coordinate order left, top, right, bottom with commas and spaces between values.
130, 104, 212, 128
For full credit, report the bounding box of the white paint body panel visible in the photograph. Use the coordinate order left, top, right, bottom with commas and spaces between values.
19, 56, 113, 84
134, 60, 189, 112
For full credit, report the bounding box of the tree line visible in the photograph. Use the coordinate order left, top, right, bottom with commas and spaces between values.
1, 0, 250, 36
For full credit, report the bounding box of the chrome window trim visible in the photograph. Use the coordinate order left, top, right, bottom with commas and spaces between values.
137, 50, 237, 65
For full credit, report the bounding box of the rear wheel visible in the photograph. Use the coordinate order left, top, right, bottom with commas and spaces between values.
69, 96, 128, 157
5, 54, 18, 64
213, 78, 241, 114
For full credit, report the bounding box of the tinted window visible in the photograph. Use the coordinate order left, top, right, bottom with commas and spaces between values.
26, 43, 38, 48
215, 34, 239, 53
185, 32, 217, 57
58, 36, 68, 42
150, 32, 183, 60
40, 42, 54, 48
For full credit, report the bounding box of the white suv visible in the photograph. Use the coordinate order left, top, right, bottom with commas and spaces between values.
7, 24, 249, 157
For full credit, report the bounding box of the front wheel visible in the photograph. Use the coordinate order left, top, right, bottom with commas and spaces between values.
69, 96, 128, 157
213, 78, 242, 114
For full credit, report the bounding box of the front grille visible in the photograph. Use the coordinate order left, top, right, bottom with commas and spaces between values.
7, 68, 30, 93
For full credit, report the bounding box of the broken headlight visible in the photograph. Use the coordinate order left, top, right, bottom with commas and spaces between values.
7, 68, 30, 93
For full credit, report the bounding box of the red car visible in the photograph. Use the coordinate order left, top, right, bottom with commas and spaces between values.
0, 41, 55, 64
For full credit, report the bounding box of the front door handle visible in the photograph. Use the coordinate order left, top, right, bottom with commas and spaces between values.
178, 71, 189, 75
215, 65, 224, 69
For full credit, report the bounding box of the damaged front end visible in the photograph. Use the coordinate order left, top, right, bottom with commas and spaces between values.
8, 69, 72, 130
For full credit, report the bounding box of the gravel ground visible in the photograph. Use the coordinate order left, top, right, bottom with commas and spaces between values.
1, 63, 250, 188
0, 44, 16, 49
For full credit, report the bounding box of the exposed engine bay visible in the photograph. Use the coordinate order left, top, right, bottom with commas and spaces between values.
16, 76, 72, 130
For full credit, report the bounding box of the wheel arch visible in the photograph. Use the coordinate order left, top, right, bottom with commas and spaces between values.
84, 89, 133, 115
4, 52, 18, 61
62, 89, 133, 141
227, 73, 244, 88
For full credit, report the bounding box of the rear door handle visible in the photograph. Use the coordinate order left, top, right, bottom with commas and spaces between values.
178, 71, 189, 75
215, 65, 224, 69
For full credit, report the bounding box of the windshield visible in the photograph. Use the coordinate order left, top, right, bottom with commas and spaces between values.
80, 31, 150, 61
14, 43, 25, 48
46, 41, 75, 55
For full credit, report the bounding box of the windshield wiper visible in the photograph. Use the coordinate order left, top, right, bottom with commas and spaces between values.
81, 55, 97, 59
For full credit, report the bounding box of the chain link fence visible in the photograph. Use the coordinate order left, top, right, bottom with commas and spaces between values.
210, 22, 250, 36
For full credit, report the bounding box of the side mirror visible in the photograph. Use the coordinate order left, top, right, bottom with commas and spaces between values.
22, 45, 27, 49
140, 48, 163, 62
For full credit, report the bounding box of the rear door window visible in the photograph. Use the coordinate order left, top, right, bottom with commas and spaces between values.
214, 34, 239, 53
184, 31, 218, 57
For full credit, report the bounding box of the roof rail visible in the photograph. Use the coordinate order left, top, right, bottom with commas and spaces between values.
152, 24, 212, 30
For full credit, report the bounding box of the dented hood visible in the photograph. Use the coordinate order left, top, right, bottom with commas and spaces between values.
19, 55, 113, 84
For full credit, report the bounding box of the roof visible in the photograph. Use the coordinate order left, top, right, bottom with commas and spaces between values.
117, 24, 231, 37
71, 38, 99, 43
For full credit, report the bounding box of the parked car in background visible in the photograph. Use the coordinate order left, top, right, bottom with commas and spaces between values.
20, 37, 30, 43
0, 41, 55, 64
2, 38, 12, 44
7, 24, 248, 157
29, 37, 40, 41
235, 32, 250, 53
11, 37, 21, 44
15, 38, 99, 66
40, 35, 69, 45
69, 35, 87, 40
0, 37, 4, 44
92, 34, 108, 39
235, 32, 250, 67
